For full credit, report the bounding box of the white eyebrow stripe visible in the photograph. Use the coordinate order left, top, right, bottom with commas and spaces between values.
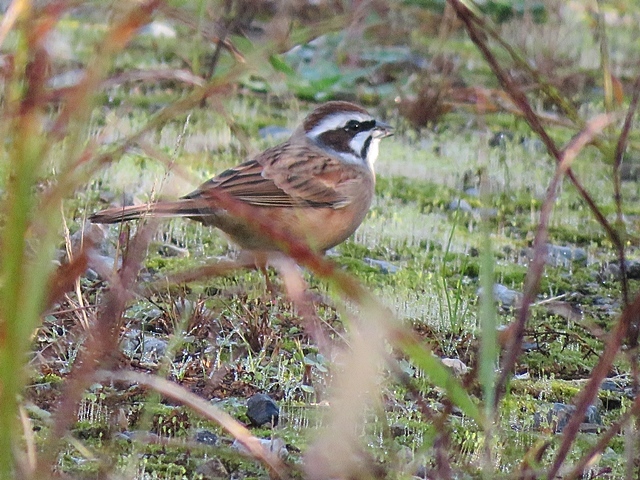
307, 112, 373, 139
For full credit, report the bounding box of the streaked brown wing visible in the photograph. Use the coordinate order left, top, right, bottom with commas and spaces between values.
183, 143, 355, 208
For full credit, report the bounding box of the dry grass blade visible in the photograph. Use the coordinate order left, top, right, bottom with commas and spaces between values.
548, 292, 640, 479
37, 221, 157, 475
565, 392, 640, 480
448, 0, 622, 254
496, 113, 615, 407
45, 250, 88, 310
96, 370, 287, 478
612, 75, 640, 309
0, 0, 27, 49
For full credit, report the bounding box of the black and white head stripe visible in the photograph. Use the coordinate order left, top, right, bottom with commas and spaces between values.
302, 101, 370, 133
305, 111, 375, 140
302, 101, 392, 169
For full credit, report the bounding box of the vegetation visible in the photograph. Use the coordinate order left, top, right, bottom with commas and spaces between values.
1, 0, 640, 478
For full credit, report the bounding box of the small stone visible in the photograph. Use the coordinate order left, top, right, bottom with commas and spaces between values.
489, 131, 514, 147
448, 198, 473, 213
121, 329, 168, 363
625, 260, 640, 279
441, 358, 469, 376
363, 257, 400, 274
139, 21, 177, 38
195, 458, 228, 478
232, 437, 287, 458
545, 244, 587, 267
194, 429, 218, 446
246, 394, 279, 427
157, 243, 189, 258
259, 125, 292, 141
478, 284, 522, 308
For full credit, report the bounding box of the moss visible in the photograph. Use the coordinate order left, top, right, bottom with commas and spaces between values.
376, 176, 456, 212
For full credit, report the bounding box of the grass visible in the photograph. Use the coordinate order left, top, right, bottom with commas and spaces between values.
4, 1, 640, 478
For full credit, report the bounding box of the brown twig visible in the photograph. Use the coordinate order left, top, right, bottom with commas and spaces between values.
565, 390, 640, 480
37, 221, 157, 475
447, 0, 624, 403
549, 291, 640, 478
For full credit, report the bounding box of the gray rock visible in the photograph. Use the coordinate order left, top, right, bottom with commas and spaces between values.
478, 284, 522, 308
259, 126, 292, 141
545, 244, 587, 267
232, 437, 287, 458
121, 329, 168, 364
157, 243, 189, 258
363, 257, 400, 274
448, 198, 473, 214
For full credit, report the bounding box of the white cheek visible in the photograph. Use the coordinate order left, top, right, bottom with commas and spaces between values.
349, 133, 380, 169
348, 131, 370, 153
367, 139, 381, 167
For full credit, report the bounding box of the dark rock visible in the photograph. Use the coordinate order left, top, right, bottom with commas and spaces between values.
194, 429, 218, 446
625, 260, 640, 279
600, 379, 623, 393
489, 131, 514, 147
585, 405, 602, 425
547, 403, 573, 432
246, 394, 279, 427
196, 458, 228, 478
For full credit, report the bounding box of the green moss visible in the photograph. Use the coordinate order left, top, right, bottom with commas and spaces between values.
376, 176, 456, 211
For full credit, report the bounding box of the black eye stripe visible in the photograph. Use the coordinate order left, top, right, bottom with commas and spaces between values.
344, 119, 376, 133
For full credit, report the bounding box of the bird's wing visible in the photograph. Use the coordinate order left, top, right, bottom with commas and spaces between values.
183, 144, 361, 208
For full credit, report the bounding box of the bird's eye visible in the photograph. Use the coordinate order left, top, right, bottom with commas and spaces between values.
344, 120, 361, 132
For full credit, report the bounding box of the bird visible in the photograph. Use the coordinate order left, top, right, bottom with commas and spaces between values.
90, 101, 393, 262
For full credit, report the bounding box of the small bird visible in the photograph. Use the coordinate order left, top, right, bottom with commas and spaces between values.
90, 101, 393, 260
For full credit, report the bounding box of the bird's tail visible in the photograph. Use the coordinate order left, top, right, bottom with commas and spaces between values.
89, 200, 207, 224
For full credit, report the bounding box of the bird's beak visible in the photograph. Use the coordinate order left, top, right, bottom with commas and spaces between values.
374, 121, 394, 138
